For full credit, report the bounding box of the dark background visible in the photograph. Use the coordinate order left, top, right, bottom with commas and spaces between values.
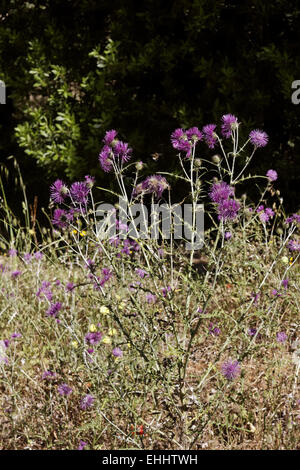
0, 0, 299, 221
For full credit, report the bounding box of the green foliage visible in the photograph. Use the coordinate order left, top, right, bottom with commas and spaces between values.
0, 0, 300, 207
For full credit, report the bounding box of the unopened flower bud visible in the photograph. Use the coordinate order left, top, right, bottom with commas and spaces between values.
212, 155, 221, 164
135, 161, 144, 171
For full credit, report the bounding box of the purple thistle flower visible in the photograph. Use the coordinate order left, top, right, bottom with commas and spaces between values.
221, 114, 238, 138
58, 383, 72, 396
11, 270, 21, 279
221, 359, 241, 380
271, 288, 281, 297
70, 182, 90, 204
259, 208, 274, 223
46, 302, 62, 318
66, 282, 75, 292
85, 331, 103, 345
170, 128, 188, 151
103, 129, 118, 146
112, 347, 123, 357
136, 268, 148, 278
8, 248, 18, 257
266, 169, 278, 182
276, 332, 287, 343
202, 124, 217, 149
285, 214, 300, 225
288, 239, 300, 251
52, 208, 68, 228
42, 370, 56, 380
78, 440, 87, 450
209, 323, 221, 336
34, 251, 44, 260
249, 129, 268, 148
248, 328, 257, 336
217, 199, 240, 221
209, 181, 234, 203
251, 292, 260, 304
146, 293, 157, 304
36, 281, 53, 301
84, 175, 95, 188
114, 140, 132, 162
50, 179, 69, 203
186, 126, 203, 142
80, 394, 95, 410
23, 253, 32, 263
99, 145, 114, 172
162, 285, 172, 297
11, 332, 22, 339
138, 174, 169, 199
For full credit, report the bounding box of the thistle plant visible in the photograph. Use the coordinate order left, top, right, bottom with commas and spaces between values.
0, 115, 299, 450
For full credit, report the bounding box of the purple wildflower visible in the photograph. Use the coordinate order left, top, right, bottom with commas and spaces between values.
103, 129, 118, 146
36, 281, 53, 301
78, 440, 87, 450
171, 128, 191, 156
249, 130, 268, 148
80, 394, 95, 410
84, 175, 95, 188
248, 328, 257, 336
8, 248, 17, 257
266, 169, 278, 182
114, 140, 132, 162
202, 124, 217, 149
285, 214, 300, 225
209, 323, 221, 336
186, 126, 203, 142
112, 347, 123, 357
42, 370, 56, 380
282, 279, 289, 289
221, 114, 238, 138
217, 199, 240, 221
136, 175, 169, 199
276, 332, 287, 343
221, 359, 241, 381
46, 302, 62, 318
58, 383, 72, 396
224, 231, 232, 240
85, 331, 103, 345
136, 268, 148, 278
50, 179, 69, 203
288, 240, 300, 251
23, 253, 32, 263
99, 145, 114, 172
11, 332, 22, 339
52, 208, 68, 228
146, 293, 157, 304
34, 251, 44, 260
66, 282, 75, 292
11, 270, 21, 279
259, 207, 274, 223
70, 182, 90, 204
209, 181, 234, 203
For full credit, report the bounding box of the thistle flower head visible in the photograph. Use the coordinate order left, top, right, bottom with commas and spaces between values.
50, 179, 69, 203
221, 359, 241, 380
221, 114, 238, 138
249, 129, 268, 147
